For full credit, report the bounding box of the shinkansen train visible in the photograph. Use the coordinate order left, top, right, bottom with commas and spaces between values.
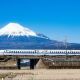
0, 49, 80, 55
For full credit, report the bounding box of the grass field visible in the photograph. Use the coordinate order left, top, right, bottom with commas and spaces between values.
0, 69, 80, 80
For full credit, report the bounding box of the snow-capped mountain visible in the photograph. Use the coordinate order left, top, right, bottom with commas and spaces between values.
0, 22, 80, 49
0, 23, 37, 36
0, 23, 54, 49
0, 23, 49, 39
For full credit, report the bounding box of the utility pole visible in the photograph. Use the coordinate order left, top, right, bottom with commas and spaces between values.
64, 36, 67, 50
64, 36, 68, 60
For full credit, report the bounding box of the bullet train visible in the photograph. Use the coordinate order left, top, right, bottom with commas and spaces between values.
0, 49, 80, 55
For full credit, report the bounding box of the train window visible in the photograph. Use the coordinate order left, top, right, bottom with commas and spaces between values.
15, 51, 17, 53
73, 51, 75, 53
59, 51, 61, 53
35, 50, 36, 53
33, 51, 35, 53
54, 52, 56, 53
14, 51, 16, 53
70, 51, 71, 53
13, 51, 15, 53
27, 51, 29, 53
76, 51, 78, 54
61, 51, 63, 53
57, 51, 59, 53
71, 51, 73, 53
8, 51, 10, 53
34, 50, 36, 53
67, 51, 69, 53
21, 51, 23, 53
10, 51, 13, 53
17, 51, 19, 53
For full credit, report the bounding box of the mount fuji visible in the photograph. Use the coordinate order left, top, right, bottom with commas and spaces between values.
0, 22, 80, 49
0, 23, 57, 49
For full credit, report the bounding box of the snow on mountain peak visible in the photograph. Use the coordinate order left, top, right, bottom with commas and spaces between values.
0, 23, 37, 37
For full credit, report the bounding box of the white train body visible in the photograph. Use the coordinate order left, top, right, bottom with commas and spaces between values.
0, 49, 80, 55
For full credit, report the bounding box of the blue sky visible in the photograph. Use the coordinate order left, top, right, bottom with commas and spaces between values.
0, 0, 80, 43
